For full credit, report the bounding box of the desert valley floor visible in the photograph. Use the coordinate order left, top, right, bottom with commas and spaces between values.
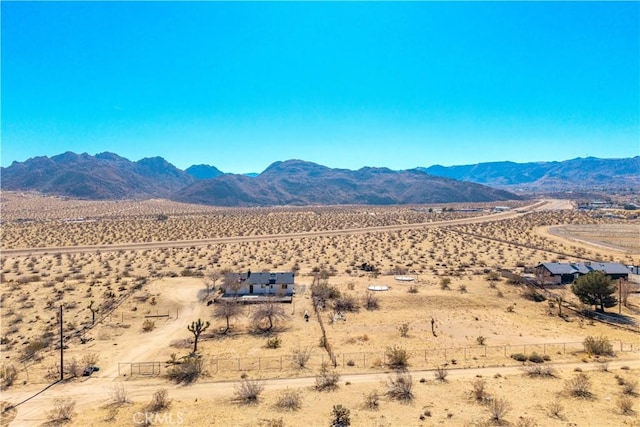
1, 194, 639, 426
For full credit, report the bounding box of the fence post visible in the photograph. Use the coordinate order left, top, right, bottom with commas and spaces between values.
484, 346, 487, 357
543, 344, 546, 355
563, 343, 566, 354
363, 353, 366, 367
258, 358, 261, 371
280, 356, 283, 370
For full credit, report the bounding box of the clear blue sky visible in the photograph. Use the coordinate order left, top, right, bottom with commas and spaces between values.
2, 1, 638, 174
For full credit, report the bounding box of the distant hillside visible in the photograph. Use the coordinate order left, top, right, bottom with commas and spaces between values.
173, 159, 520, 206
421, 157, 640, 191
0, 152, 194, 199
185, 164, 224, 180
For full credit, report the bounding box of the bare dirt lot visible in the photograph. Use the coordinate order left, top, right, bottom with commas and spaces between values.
1, 195, 639, 426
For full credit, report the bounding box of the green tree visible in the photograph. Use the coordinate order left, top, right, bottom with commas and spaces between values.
187, 319, 210, 354
571, 271, 617, 313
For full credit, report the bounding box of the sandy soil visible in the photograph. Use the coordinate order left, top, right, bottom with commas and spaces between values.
1, 196, 639, 426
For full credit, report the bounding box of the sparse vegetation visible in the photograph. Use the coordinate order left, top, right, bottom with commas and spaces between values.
234, 379, 265, 404
385, 371, 414, 401
565, 373, 593, 399
385, 345, 410, 369
275, 388, 302, 411
315, 362, 340, 391
583, 335, 614, 356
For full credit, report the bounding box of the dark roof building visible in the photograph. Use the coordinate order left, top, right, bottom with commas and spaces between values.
535, 262, 630, 285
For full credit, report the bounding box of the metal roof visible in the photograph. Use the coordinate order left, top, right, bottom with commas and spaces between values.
538, 262, 630, 276
224, 271, 295, 285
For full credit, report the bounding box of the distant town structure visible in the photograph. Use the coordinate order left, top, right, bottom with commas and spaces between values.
535, 262, 631, 285
222, 271, 295, 301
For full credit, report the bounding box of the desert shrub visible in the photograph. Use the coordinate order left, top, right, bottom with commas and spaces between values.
565, 373, 592, 399
547, 401, 564, 419
47, 397, 76, 423
407, 285, 418, 294
142, 319, 155, 332
524, 365, 556, 378
275, 388, 302, 411
523, 288, 546, 302
488, 397, 511, 424
0, 364, 18, 388
148, 388, 171, 411
311, 281, 341, 306
315, 363, 340, 391
623, 379, 638, 395
364, 389, 379, 410
22, 339, 47, 359
167, 354, 204, 384
331, 404, 351, 427
385, 371, 414, 401
434, 366, 448, 381
385, 345, 409, 369
439, 277, 451, 290
81, 352, 99, 370
110, 383, 130, 405
476, 336, 486, 345
364, 292, 380, 310
527, 352, 544, 364
617, 395, 635, 415
234, 379, 265, 404
65, 357, 82, 378
510, 353, 527, 362
471, 379, 488, 403
398, 323, 410, 338
583, 336, 614, 356
334, 295, 359, 312
290, 347, 312, 369
458, 284, 467, 293
266, 335, 282, 349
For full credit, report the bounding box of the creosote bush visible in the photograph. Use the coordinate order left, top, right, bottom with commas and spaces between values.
471, 378, 489, 403
234, 379, 265, 404
385, 371, 414, 402
488, 397, 511, 424
434, 366, 448, 381
583, 335, 614, 356
364, 389, 379, 410
47, 397, 76, 423
315, 362, 340, 391
385, 345, 409, 369
167, 354, 204, 384
565, 373, 592, 399
275, 388, 302, 411
148, 388, 171, 412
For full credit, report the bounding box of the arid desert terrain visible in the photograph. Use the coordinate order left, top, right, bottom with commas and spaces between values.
1, 193, 639, 427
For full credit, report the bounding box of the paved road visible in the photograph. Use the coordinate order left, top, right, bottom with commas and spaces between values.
1, 200, 553, 257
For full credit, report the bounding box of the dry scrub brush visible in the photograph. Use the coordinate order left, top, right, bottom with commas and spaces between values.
385, 371, 414, 402
234, 379, 265, 404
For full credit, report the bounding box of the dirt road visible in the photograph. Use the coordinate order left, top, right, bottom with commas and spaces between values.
1, 200, 557, 257
4, 357, 639, 426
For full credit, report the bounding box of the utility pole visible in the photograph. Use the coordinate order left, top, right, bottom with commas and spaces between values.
59, 305, 64, 381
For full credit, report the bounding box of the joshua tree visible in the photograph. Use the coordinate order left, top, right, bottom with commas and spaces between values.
187, 319, 210, 354
88, 300, 99, 324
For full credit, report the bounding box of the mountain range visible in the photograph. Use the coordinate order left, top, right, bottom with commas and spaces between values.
1, 152, 637, 206
421, 156, 639, 191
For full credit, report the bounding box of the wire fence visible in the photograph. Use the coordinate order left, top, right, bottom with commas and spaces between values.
114, 340, 639, 378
